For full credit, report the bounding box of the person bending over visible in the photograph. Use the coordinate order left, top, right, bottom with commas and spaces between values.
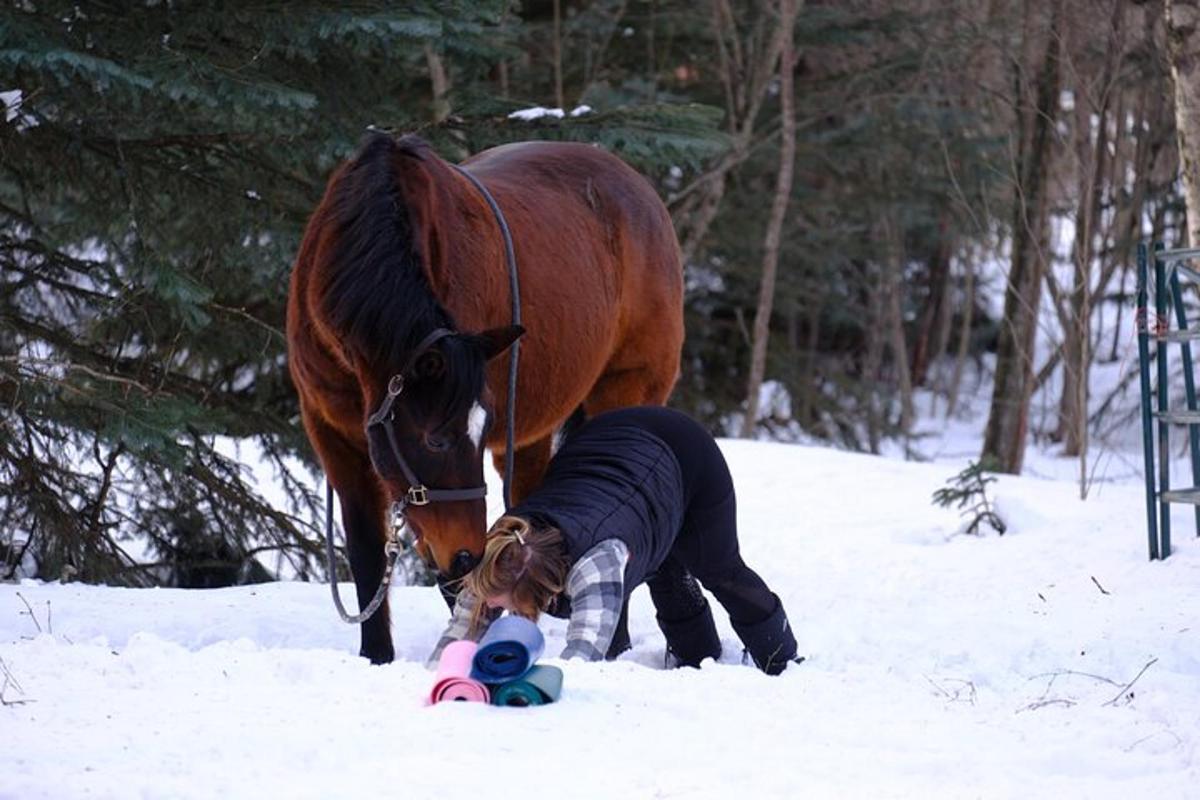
429, 406, 800, 676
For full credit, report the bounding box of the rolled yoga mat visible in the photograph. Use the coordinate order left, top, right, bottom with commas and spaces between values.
429, 640, 491, 704
470, 615, 545, 684
491, 665, 564, 707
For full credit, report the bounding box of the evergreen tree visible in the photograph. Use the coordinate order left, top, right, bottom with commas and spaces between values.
0, 1, 517, 583
0, 1, 727, 584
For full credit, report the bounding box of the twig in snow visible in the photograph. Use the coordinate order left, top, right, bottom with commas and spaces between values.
1103, 658, 1158, 707
1027, 669, 1120, 687
0, 657, 33, 707
1090, 576, 1111, 596
925, 675, 977, 705
14, 591, 42, 634
1020, 667, 1117, 713
1018, 698, 1076, 713
1123, 729, 1182, 753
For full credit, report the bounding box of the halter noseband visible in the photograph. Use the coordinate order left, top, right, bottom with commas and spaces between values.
364, 327, 488, 516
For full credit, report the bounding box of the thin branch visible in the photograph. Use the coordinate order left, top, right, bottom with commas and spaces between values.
14, 592, 42, 634
1103, 658, 1158, 707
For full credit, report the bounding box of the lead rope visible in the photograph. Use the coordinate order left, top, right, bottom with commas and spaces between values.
323, 159, 521, 623
325, 483, 408, 624
450, 163, 522, 511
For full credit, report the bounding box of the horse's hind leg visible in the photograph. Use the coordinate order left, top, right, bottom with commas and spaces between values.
305, 412, 395, 664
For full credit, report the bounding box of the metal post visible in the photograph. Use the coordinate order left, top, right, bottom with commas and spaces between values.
1155, 242, 1171, 559
1169, 268, 1200, 538
1136, 242, 1160, 560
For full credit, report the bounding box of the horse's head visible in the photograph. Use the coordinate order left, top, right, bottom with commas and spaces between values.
364, 325, 523, 580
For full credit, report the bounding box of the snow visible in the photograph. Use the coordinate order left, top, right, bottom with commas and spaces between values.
507, 106, 565, 121
506, 105, 592, 121
3, 437, 1198, 798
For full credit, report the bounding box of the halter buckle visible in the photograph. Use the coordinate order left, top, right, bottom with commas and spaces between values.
407, 485, 430, 506
384, 535, 403, 558
386, 374, 405, 397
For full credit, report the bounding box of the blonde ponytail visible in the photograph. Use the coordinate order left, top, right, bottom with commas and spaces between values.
465, 515, 567, 634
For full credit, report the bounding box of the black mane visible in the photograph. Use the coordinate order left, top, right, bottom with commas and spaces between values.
320, 133, 485, 425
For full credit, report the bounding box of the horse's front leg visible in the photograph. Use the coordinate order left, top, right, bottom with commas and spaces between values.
341, 489, 394, 664
308, 415, 395, 664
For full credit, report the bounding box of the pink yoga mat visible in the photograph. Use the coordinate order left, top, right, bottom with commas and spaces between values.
429, 641, 491, 705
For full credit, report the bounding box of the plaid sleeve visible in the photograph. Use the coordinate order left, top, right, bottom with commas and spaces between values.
426, 588, 487, 669
560, 538, 628, 661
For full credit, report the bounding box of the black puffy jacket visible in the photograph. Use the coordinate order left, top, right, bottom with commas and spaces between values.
511, 408, 686, 594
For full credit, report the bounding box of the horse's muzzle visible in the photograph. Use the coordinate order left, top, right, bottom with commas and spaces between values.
448, 549, 479, 580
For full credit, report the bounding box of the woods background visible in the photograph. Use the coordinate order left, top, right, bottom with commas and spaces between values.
2, 0, 1195, 586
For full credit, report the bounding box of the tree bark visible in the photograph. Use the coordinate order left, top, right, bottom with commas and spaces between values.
1058, 2, 1122, 464
861, 261, 885, 454
674, 0, 794, 267
980, 0, 1064, 474
553, 0, 565, 110
910, 212, 953, 388
424, 44, 451, 123
945, 253, 977, 419
740, 0, 799, 438
882, 206, 916, 434
1166, 0, 1200, 247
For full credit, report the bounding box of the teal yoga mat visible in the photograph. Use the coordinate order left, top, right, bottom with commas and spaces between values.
470, 615, 545, 683
491, 665, 564, 707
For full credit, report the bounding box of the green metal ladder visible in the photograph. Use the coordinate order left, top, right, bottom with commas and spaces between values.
1136, 241, 1200, 560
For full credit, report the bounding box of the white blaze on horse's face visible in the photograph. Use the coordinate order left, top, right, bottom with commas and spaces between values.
467, 402, 487, 451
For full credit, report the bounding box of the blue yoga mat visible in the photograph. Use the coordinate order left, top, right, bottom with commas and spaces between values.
470, 615, 545, 683
491, 665, 564, 707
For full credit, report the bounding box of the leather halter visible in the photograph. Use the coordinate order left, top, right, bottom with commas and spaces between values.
324, 154, 523, 625
364, 327, 489, 515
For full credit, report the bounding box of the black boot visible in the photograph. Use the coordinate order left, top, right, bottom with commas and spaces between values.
658, 601, 722, 668
731, 595, 797, 676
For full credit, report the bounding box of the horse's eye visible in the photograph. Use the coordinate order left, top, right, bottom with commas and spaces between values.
424, 432, 451, 453
416, 351, 446, 381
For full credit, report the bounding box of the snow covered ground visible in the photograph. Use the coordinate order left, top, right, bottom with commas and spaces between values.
2, 431, 1198, 799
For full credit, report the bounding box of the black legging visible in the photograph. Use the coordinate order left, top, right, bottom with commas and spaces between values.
591, 407, 778, 626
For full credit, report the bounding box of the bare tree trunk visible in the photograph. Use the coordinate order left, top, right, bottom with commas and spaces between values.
673, 0, 795, 266
647, 0, 659, 103
1166, 0, 1200, 247
424, 44, 451, 123
1058, 1, 1123, 473
497, 8, 511, 98
981, 0, 1064, 473
1109, 28, 1168, 360
741, 0, 799, 438
910, 213, 953, 388
945, 253, 977, 418
862, 262, 885, 454
799, 282, 823, 425
882, 207, 916, 434
927, 241, 958, 416
553, 0, 565, 110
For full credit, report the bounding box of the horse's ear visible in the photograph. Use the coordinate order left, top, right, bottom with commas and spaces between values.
473, 325, 526, 361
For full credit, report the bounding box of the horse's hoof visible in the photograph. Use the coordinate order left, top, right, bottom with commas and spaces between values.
360, 645, 395, 665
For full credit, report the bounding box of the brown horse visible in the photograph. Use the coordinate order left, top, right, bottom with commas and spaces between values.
287, 133, 684, 663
